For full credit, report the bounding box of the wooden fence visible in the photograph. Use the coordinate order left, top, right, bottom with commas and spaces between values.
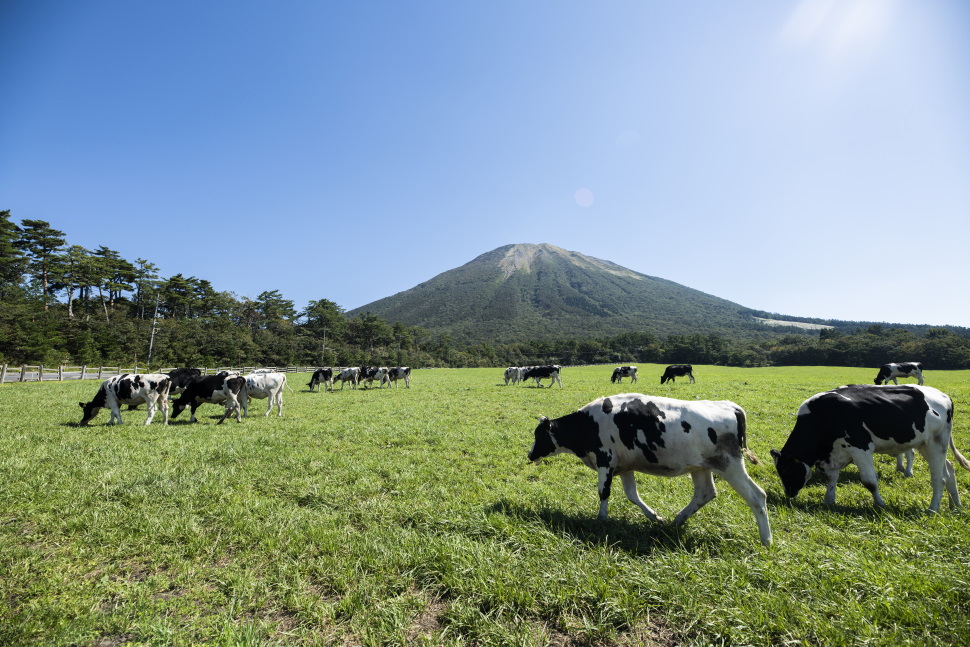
0, 365, 318, 384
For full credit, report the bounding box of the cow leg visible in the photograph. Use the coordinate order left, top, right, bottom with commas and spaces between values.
672, 470, 717, 527
896, 450, 914, 477
715, 463, 773, 547
555, 374, 563, 388
848, 450, 885, 507
822, 467, 841, 505
159, 396, 169, 425
596, 467, 616, 519
618, 472, 664, 523
918, 442, 959, 512
108, 403, 122, 425
265, 394, 274, 416
143, 396, 157, 425
688, 373, 695, 384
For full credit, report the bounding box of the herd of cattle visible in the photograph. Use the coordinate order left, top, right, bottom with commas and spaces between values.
76, 359, 965, 546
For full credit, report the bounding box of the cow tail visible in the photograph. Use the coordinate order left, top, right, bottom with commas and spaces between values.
950, 436, 970, 472
736, 406, 761, 465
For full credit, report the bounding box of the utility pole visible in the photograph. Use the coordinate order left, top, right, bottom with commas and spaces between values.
146, 295, 160, 367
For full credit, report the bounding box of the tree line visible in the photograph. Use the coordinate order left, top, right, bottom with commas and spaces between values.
3, 210, 970, 370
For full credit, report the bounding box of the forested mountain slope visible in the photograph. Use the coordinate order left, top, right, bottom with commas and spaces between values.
349, 243, 776, 344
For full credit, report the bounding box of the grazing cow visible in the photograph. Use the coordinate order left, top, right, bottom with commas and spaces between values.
522, 365, 563, 388
383, 366, 412, 388
79, 373, 172, 426
528, 393, 772, 547
875, 362, 924, 386
661, 364, 695, 384
333, 367, 360, 390
504, 366, 521, 386
171, 373, 248, 424
243, 371, 286, 417
307, 368, 334, 393
770, 384, 970, 512
359, 366, 389, 389
611, 366, 638, 384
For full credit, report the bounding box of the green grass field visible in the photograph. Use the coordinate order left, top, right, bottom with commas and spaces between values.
1, 365, 969, 646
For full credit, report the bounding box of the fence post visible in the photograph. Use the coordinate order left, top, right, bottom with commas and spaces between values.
0, 364, 6, 383
20, 365, 26, 382
98, 366, 103, 379
59, 365, 64, 381
81, 365, 87, 380
39, 365, 44, 382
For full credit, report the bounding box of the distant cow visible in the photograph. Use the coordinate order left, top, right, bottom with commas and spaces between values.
333, 367, 360, 390
522, 365, 563, 388
771, 384, 970, 512
359, 366, 389, 388
661, 364, 695, 384
528, 393, 772, 547
171, 373, 247, 424
504, 367, 521, 386
611, 366, 638, 384
383, 366, 412, 388
875, 362, 924, 386
308, 368, 334, 392
243, 371, 286, 417
79, 373, 172, 426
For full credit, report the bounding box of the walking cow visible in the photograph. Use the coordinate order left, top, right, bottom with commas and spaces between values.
528, 393, 772, 546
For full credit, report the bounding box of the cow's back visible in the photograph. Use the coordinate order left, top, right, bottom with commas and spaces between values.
583, 393, 745, 475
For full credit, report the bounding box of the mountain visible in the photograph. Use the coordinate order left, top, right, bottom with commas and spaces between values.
347, 243, 793, 344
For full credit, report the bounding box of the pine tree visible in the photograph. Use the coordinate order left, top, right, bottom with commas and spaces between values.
15, 219, 66, 310
0, 210, 26, 298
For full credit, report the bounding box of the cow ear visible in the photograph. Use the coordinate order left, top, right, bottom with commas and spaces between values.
78, 402, 84, 408
769, 449, 781, 464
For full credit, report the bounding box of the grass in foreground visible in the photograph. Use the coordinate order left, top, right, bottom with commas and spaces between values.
1, 365, 969, 646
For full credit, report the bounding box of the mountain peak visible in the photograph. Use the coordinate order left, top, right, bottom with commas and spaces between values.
496, 243, 643, 281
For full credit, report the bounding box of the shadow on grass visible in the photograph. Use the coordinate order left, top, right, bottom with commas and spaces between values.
486, 499, 724, 556
764, 489, 928, 519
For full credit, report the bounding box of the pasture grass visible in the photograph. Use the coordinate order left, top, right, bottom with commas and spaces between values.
1, 365, 969, 646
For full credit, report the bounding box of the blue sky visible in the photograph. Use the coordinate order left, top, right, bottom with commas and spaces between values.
2, 1, 969, 327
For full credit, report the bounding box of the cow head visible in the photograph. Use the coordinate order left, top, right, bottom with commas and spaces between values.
528, 416, 557, 463
170, 397, 189, 419
770, 449, 812, 498
78, 401, 100, 425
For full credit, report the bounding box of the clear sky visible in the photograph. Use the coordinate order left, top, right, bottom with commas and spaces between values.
2, 1, 969, 327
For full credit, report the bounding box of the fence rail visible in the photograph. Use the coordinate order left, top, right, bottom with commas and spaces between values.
0, 365, 318, 384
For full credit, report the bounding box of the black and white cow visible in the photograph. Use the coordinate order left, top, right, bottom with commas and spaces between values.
611, 366, 638, 384
528, 393, 772, 546
359, 366, 389, 389
171, 373, 248, 424
522, 365, 563, 388
503, 366, 521, 386
333, 367, 360, 390
661, 364, 695, 384
383, 366, 412, 388
307, 368, 334, 393
79, 373, 172, 425
770, 384, 970, 512
874, 362, 924, 386
243, 371, 286, 417
165, 367, 202, 394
